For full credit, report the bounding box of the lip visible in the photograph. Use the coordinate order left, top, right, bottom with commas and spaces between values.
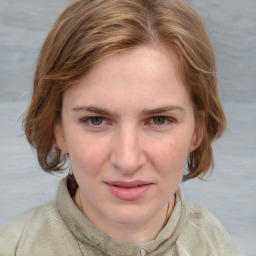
105, 180, 152, 201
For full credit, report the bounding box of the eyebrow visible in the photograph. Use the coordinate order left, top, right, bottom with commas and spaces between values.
72, 105, 185, 116
72, 106, 113, 116
141, 106, 185, 116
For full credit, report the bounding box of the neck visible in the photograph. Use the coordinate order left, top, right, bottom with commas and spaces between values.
73, 189, 175, 243
109, 201, 173, 243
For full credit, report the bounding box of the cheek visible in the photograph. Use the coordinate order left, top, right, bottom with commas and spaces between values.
150, 134, 191, 174
67, 133, 109, 172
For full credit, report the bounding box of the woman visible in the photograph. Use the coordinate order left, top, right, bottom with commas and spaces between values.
0, 0, 240, 255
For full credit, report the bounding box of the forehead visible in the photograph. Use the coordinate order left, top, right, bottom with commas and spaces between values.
89, 45, 181, 82
62, 45, 192, 111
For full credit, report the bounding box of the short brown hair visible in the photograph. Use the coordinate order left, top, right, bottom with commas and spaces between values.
24, 0, 226, 181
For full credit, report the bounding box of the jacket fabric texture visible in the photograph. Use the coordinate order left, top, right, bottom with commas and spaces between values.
0, 178, 240, 256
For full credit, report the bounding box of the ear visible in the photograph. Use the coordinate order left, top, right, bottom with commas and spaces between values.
189, 111, 205, 152
54, 122, 69, 153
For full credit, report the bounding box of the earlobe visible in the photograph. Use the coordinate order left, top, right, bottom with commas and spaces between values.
189, 112, 205, 152
189, 129, 203, 152
54, 122, 69, 153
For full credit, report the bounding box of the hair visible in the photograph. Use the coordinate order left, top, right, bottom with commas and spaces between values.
24, 0, 226, 188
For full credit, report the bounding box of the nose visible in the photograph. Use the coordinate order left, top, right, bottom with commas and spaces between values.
110, 126, 146, 175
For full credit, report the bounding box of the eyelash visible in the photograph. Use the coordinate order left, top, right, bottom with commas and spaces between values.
80, 116, 176, 128
80, 116, 108, 127
150, 116, 175, 126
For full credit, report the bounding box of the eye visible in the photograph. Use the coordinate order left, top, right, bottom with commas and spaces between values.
80, 116, 107, 126
79, 116, 113, 131
146, 116, 176, 128
89, 117, 103, 125
152, 116, 167, 125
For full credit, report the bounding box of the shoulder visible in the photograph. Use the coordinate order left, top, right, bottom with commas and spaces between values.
0, 201, 79, 255
177, 201, 240, 256
0, 202, 55, 254
0, 201, 58, 232
185, 201, 227, 233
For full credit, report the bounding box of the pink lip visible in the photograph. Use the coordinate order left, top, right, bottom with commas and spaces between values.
105, 180, 152, 201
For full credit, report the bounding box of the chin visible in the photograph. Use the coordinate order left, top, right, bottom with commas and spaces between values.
107, 207, 150, 225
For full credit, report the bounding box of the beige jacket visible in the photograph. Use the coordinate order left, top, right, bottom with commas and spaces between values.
0, 178, 240, 256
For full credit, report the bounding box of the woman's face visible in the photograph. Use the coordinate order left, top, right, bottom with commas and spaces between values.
55, 45, 202, 231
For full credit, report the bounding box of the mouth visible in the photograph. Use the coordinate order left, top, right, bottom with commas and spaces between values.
104, 180, 153, 201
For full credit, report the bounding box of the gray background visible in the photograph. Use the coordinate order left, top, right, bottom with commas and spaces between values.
0, 0, 255, 255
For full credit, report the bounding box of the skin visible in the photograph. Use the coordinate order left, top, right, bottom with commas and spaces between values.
55, 45, 203, 243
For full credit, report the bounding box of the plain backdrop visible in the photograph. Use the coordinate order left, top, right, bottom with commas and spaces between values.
0, 0, 255, 255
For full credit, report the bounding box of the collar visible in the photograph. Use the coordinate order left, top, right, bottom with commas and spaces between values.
56, 177, 187, 256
